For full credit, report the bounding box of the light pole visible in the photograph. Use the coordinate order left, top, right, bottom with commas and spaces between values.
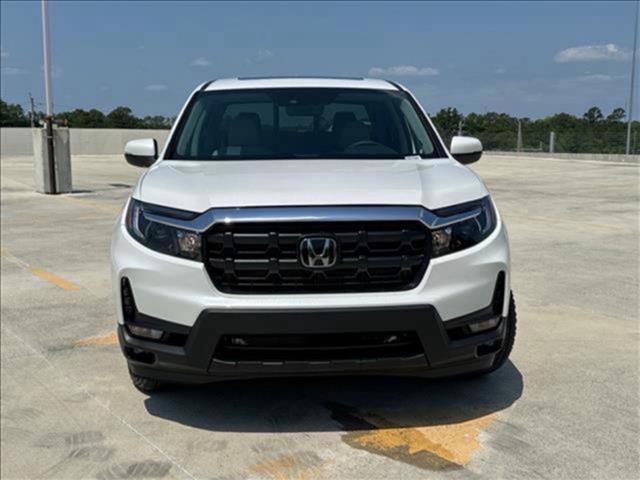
626, 0, 639, 155
41, 0, 56, 193
34, 0, 71, 194
41, 0, 53, 117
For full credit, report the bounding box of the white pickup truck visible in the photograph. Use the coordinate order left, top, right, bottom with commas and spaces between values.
111, 77, 516, 393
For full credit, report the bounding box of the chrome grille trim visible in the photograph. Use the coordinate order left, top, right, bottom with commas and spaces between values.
142, 204, 483, 233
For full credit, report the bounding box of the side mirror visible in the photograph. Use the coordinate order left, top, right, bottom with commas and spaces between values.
124, 138, 158, 168
450, 136, 483, 164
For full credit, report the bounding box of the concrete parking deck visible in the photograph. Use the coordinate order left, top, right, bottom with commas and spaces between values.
1, 154, 638, 479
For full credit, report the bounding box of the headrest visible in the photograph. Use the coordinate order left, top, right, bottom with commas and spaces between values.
332, 111, 357, 135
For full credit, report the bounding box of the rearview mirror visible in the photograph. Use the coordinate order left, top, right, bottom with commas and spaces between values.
124, 138, 158, 168
450, 136, 483, 164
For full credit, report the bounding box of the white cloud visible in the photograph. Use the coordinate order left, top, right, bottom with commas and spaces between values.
1, 66, 27, 75
190, 57, 211, 67
495, 66, 506, 74
576, 74, 613, 82
144, 84, 167, 91
554, 43, 631, 63
368, 65, 439, 77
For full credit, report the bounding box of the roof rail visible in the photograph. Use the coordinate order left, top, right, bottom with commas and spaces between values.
236, 76, 365, 81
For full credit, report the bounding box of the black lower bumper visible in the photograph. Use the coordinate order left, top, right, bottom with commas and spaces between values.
120, 303, 507, 384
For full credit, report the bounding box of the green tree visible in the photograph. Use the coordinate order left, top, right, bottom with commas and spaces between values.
606, 107, 626, 122
0, 100, 29, 127
140, 115, 171, 129
83, 109, 107, 127
583, 107, 604, 123
465, 112, 519, 150
106, 106, 140, 128
431, 107, 463, 145
56, 108, 106, 128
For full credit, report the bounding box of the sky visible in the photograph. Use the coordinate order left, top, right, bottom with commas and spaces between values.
1, 1, 638, 119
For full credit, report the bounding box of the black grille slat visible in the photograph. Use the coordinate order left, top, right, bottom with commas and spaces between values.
204, 221, 431, 293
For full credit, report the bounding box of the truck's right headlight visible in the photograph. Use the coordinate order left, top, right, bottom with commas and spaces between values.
125, 199, 202, 261
431, 196, 497, 257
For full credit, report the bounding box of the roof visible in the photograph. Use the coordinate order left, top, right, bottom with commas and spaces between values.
202, 76, 398, 92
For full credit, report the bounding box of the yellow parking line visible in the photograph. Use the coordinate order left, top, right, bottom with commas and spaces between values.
2, 249, 81, 291
347, 413, 495, 468
28, 267, 81, 291
75, 331, 118, 346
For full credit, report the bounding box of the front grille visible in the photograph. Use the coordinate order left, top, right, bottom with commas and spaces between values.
204, 221, 431, 293
213, 331, 423, 363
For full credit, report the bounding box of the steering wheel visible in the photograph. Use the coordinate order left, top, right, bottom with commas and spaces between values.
345, 140, 385, 150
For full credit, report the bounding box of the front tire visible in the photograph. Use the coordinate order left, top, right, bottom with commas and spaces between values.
129, 370, 164, 393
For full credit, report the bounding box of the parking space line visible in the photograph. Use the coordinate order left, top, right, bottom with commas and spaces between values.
28, 267, 81, 291
326, 402, 497, 470
75, 331, 118, 346
346, 414, 496, 468
1, 249, 81, 291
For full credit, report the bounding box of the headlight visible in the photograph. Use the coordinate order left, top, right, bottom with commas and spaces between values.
431, 196, 497, 257
125, 199, 202, 261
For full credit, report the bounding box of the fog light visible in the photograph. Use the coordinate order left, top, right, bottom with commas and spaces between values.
468, 317, 500, 333
127, 324, 164, 340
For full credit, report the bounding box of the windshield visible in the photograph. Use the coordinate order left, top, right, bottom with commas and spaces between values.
168, 88, 441, 160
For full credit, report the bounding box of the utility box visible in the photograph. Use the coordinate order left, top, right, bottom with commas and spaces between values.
32, 126, 72, 194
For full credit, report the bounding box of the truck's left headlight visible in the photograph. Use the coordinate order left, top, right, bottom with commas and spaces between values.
125, 199, 202, 261
431, 196, 497, 257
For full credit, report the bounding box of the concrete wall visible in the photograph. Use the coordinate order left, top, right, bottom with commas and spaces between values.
2, 128, 638, 162
1, 128, 33, 156
1, 128, 170, 157
486, 150, 639, 163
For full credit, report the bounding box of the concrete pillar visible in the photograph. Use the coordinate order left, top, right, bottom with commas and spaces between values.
549, 131, 556, 154
32, 126, 72, 194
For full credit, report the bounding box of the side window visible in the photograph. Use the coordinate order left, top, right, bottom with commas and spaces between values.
399, 99, 434, 155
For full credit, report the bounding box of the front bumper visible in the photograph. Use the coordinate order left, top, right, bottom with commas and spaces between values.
120, 303, 507, 383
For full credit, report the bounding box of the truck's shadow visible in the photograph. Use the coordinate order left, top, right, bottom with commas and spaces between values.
143, 361, 522, 432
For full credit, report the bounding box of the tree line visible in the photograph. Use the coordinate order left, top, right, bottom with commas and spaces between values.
0, 100, 174, 130
1, 99, 637, 153
431, 106, 637, 154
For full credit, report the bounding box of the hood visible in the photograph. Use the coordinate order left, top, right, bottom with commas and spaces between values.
136, 158, 488, 212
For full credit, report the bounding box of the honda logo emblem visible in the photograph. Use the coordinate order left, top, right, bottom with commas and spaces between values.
299, 237, 338, 269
